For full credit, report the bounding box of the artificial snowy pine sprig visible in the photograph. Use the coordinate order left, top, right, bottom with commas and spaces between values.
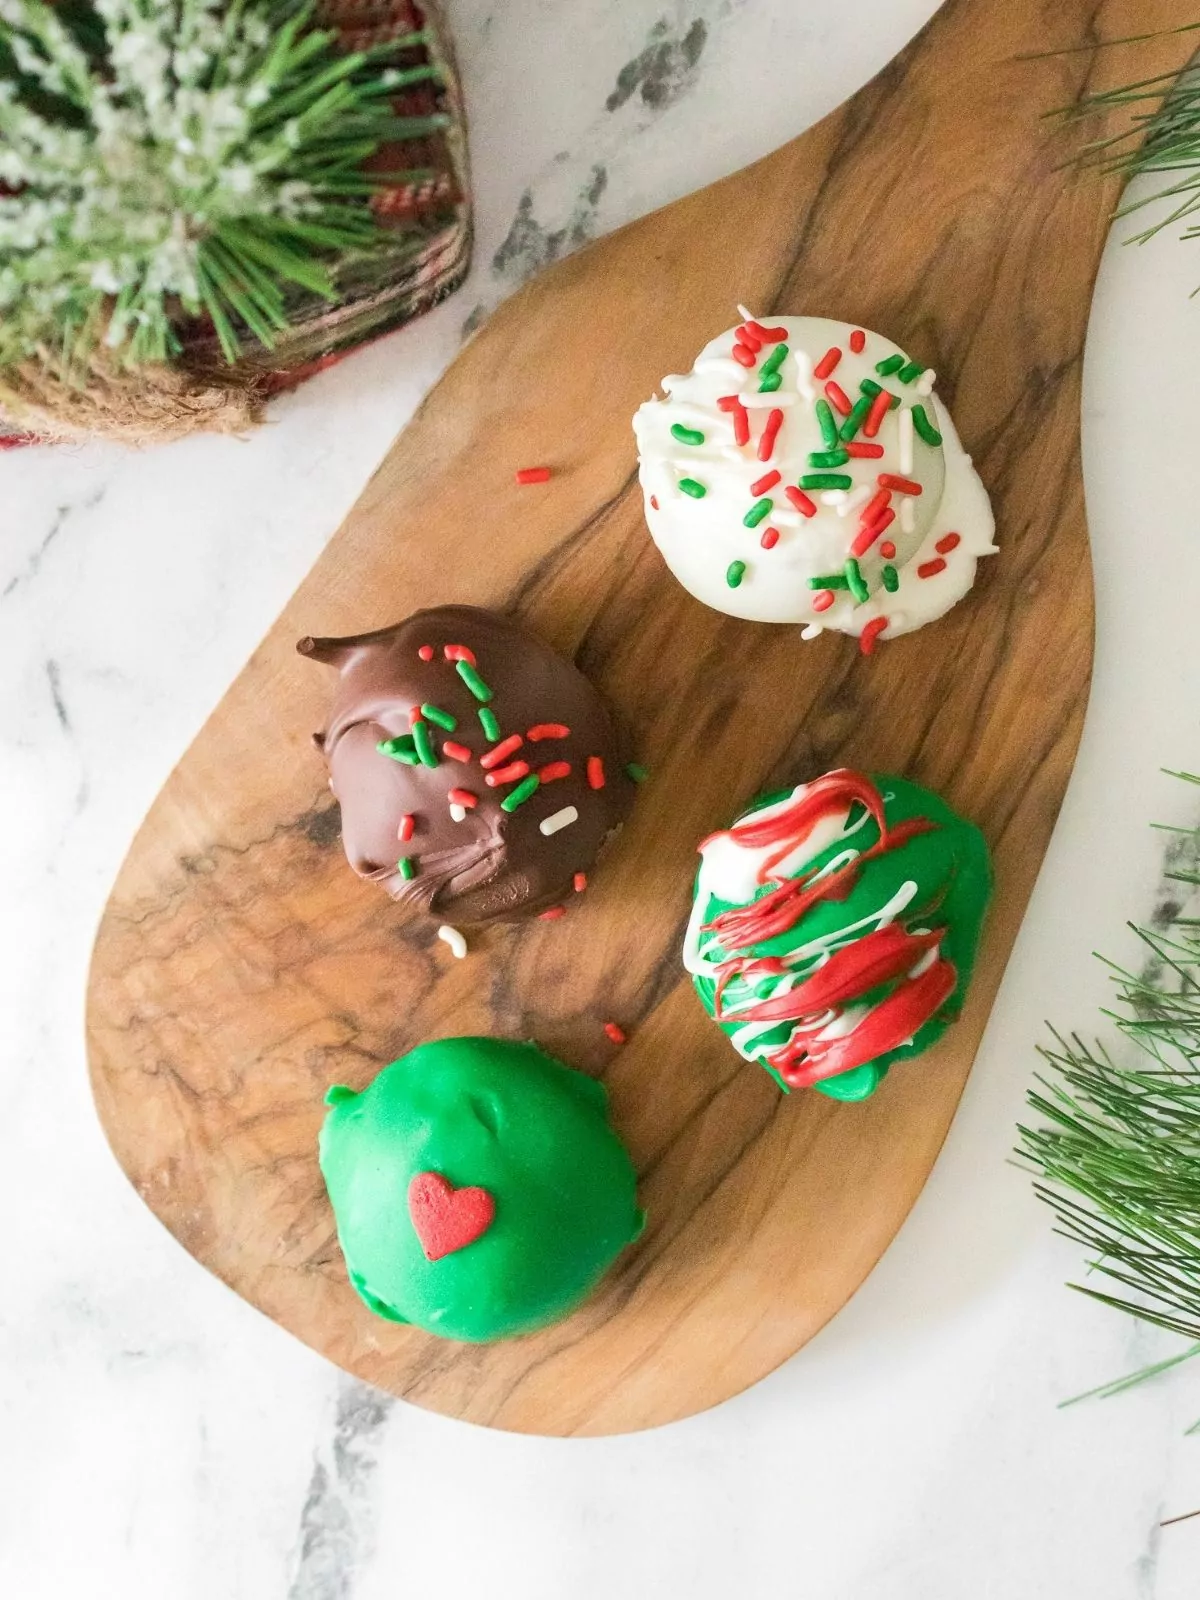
0, 0, 448, 367
1017, 772, 1200, 1345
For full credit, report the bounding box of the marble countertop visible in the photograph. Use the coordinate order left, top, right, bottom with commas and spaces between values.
5, 2, 1200, 1596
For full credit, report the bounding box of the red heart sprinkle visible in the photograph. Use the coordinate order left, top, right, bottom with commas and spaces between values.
407, 1172, 495, 1262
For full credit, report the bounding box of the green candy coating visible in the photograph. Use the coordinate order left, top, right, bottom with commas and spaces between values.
689, 774, 991, 1101
319, 1037, 645, 1341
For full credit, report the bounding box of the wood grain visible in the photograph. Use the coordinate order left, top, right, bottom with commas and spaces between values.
87, 0, 1197, 1434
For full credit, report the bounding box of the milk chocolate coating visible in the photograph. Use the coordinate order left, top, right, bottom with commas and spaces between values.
299, 607, 637, 923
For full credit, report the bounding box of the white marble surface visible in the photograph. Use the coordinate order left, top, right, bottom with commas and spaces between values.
4, 2, 1200, 1596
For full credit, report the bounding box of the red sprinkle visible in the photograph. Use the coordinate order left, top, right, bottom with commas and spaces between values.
587, 755, 606, 790
443, 643, 478, 666
650, 494, 659, 510
870, 507, 896, 538
603, 1022, 627, 1045
860, 617, 889, 654
738, 322, 764, 350
936, 532, 961, 554
409, 705, 425, 727
812, 589, 835, 612
813, 347, 842, 379
417, 645, 434, 661
878, 473, 923, 496
758, 408, 784, 462
750, 469, 781, 496
861, 488, 892, 527
538, 761, 572, 782
442, 740, 473, 763
718, 394, 751, 447
485, 760, 531, 786
850, 521, 884, 558
744, 321, 787, 343
863, 390, 892, 437
573, 872, 588, 893
479, 734, 524, 769
849, 329, 866, 353
785, 486, 818, 517
824, 381, 853, 416
731, 342, 757, 368
918, 558, 947, 579
845, 441, 885, 458
760, 527, 780, 550
539, 906, 566, 921
397, 814, 415, 842
879, 540, 897, 559
527, 723, 570, 741
515, 466, 552, 484
447, 788, 478, 808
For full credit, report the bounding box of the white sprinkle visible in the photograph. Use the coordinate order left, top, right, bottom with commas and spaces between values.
821, 490, 847, 507
898, 407, 914, 475
916, 369, 936, 396
539, 805, 579, 837
437, 925, 468, 959
839, 485, 871, 518
695, 357, 746, 379
900, 496, 916, 534
449, 803, 467, 822
800, 622, 823, 640
740, 391, 797, 408
736, 304, 757, 322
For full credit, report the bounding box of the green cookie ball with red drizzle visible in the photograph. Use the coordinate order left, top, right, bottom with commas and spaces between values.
684, 770, 991, 1100
319, 1037, 645, 1342
298, 606, 638, 924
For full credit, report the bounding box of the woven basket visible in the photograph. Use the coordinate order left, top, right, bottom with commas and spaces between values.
0, 0, 471, 446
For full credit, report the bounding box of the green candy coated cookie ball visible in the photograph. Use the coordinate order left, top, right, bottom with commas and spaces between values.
686, 770, 991, 1100
319, 1037, 645, 1342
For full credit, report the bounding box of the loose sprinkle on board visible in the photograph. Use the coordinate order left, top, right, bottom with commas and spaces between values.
442, 740, 473, 763
679, 478, 707, 498
603, 1022, 627, 1045
587, 756, 606, 790
421, 703, 456, 731
750, 469, 781, 496
727, 560, 747, 588
484, 760, 530, 787
537, 761, 571, 783
650, 494, 659, 510
671, 424, 704, 446
398, 856, 416, 881
625, 763, 649, 783
539, 905, 566, 920
860, 617, 889, 654
515, 466, 551, 484
936, 532, 961, 554
480, 733, 524, 769
501, 775, 541, 812
527, 723, 570, 741
456, 660, 493, 702
849, 329, 866, 353
573, 872, 588, 893
539, 805, 579, 836
437, 925, 468, 959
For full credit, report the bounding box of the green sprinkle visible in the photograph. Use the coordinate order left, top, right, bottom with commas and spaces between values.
377, 735, 420, 765
398, 856, 416, 881
757, 372, 782, 393
679, 477, 707, 498
882, 564, 900, 592
809, 573, 851, 590
500, 774, 540, 813
875, 353, 905, 376
759, 343, 789, 379
412, 719, 439, 768
845, 557, 870, 604
478, 706, 501, 741
897, 360, 924, 384
625, 762, 649, 783
421, 703, 456, 731
726, 559, 747, 588
839, 396, 872, 442
809, 448, 849, 468
815, 397, 839, 450
743, 498, 773, 528
911, 404, 943, 447
860, 377, 882, 397
799, 473, 852, 491
671, 423, 705, 446
456, 659, 493, 702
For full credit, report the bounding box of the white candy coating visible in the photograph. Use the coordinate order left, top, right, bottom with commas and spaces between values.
632, 315, 997, 642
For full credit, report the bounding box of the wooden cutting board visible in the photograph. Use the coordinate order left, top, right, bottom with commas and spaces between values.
86, 0, 1195, 1435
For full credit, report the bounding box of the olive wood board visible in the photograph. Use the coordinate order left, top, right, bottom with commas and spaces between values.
86, 0, 1196, 1435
